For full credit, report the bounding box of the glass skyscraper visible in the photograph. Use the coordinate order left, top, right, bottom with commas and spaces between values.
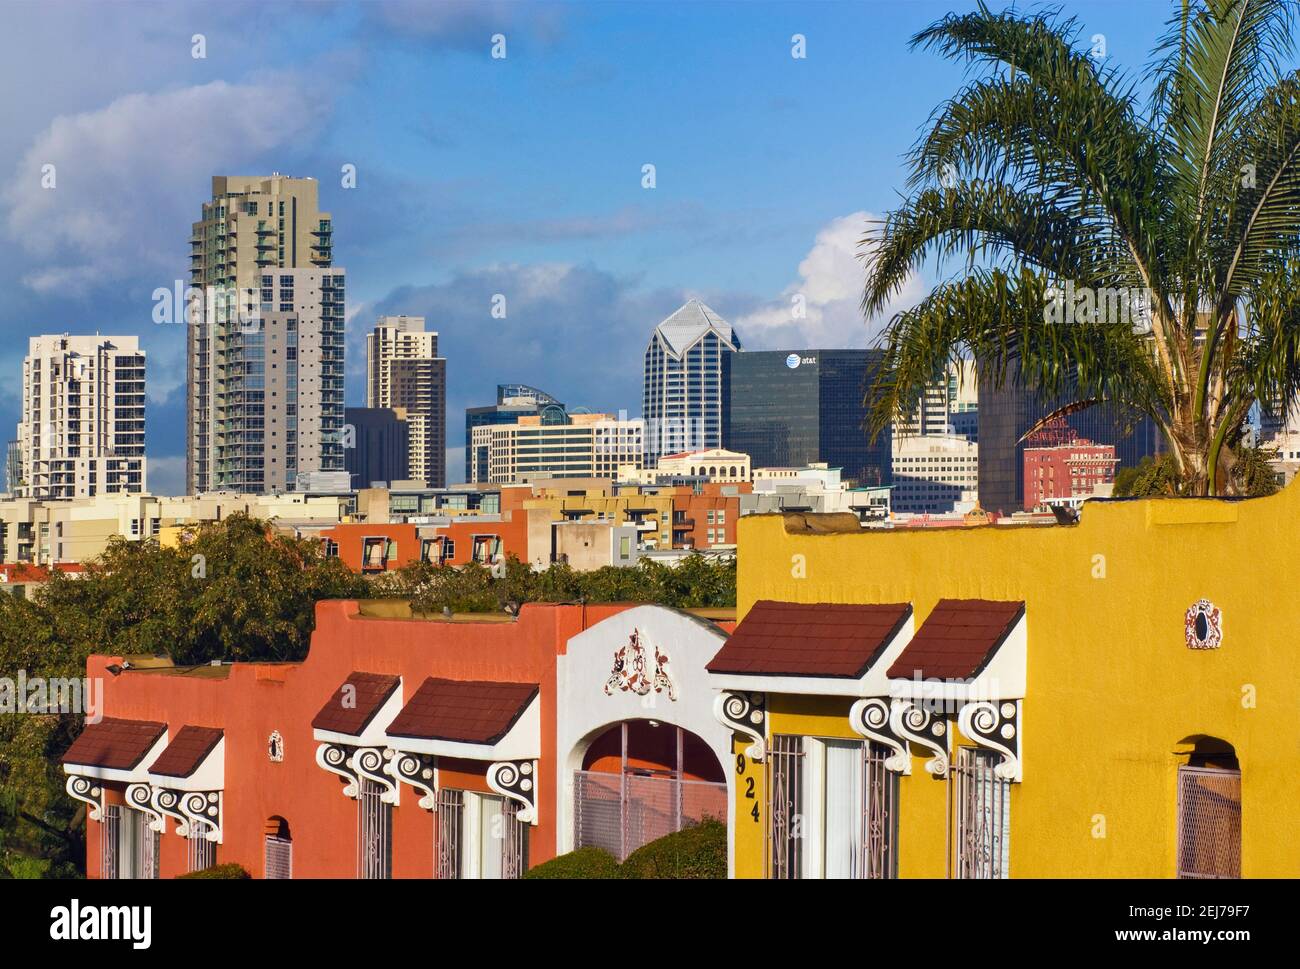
724, 349, 891, 486
642, 300, 740, 463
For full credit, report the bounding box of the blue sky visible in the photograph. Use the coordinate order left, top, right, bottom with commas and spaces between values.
0, 0, 1177, 491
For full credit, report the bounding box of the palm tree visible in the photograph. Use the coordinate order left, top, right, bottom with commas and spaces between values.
864, 0, 1300, 495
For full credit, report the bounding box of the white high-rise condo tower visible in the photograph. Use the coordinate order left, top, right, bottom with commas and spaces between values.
17, 334, 146, 499
365, 315, 446, 488
187, 174, 343, 494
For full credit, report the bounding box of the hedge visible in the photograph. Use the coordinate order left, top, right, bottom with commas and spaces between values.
523, 820, 727, 879
176, 863, 251, 879
522, 846, 621, 879
619, 819, 727, 879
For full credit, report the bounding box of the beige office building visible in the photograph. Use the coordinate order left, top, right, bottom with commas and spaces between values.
365, 315, 446, 487
188, 174, 337, 494
890, 433, 980, 514
16, 335, 146, 500
472, 412, 644, 484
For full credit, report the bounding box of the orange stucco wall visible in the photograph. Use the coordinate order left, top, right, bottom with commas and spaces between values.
83, 600, 633, 878
319, 514, 533, 571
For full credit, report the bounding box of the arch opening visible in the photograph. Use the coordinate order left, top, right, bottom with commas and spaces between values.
571, 719, 727, 862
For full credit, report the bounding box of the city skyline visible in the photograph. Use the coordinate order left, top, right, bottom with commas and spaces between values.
0, 1, 1174, 493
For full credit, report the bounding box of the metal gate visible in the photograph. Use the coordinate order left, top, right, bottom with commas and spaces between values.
265, 835, 292, 879
435, 789, 462, 879
357, 779, 392, 879
863, 741, 899, 879
954, 747, 1010, 879
573, 770, 727, 862
101, 805, 121, 879
138, 816, 159, 879
768, 735, 805, 879
501, 799, 529, 879
1177, 766, 1241, 878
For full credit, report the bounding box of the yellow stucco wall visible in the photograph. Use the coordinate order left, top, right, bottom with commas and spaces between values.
732, 485, 1300, 878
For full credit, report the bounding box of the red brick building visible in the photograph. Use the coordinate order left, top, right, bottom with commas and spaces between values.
1022, 440, 1118, 509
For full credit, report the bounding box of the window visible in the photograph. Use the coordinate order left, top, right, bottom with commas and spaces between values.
1176, 765, 1241, 878
954, 746, 1010, 879
361, 537, 387, 570
436, 789, 527, 878
815, 740, 863, 878
769, 736, 898, 879
102, 804, 159, 879
188, 829, 216, 873
472, 535, 502, 564
265, 817, 292, 879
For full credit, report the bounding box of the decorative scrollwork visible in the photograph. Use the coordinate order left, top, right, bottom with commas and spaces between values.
316, 741, 361, 799
352, 746, 400, 805
66, 774, 104, 822
126, 782, 166, 833
849, 697, 910, 774
958, 700, 1022, 782
487, 760, 537, 825
151, 786, 223, 842
1185, 599, 1223, 650
713, 691, 766, 762
890, 699, 949, 777
176, 790, 223, 843
151, 786, 186, 828
388, 751, 438, 810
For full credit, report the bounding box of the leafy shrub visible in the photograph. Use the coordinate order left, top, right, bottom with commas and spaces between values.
177, 863, 251, 879
522, 847, 620, 879
619, 819, 727, 879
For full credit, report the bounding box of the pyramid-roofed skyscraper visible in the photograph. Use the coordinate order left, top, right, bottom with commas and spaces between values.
642, 299, 741, 463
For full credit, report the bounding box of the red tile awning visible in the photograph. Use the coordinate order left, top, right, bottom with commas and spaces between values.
886, 599, 1026, 681
705, 600, 913, 678
149, 726, 223, 778
386, 678, 539, 745
60, 717, 167, 771
311, 672, 401, 736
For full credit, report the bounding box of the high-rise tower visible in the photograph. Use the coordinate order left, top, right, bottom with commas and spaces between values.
187, 174, 340, 494
642, 299, 740, 464
18, 334, 146, 499
365, 315, 446, 487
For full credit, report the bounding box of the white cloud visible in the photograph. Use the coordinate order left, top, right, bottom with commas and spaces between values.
734, 211, 926, 349
2, 77, 331, 295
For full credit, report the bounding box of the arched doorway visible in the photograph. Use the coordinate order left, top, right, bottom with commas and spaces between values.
573, 719, 726, 861
1176, 736, 1240, 879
